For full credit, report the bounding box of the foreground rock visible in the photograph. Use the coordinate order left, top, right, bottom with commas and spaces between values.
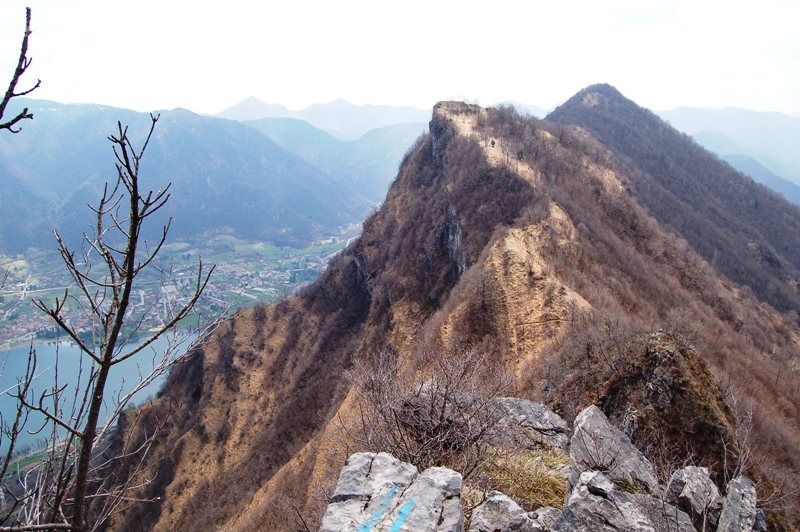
324, 403, 763, 531
495, 397, 570, 450
666, 466, 723, 530
557, 471, 672, 531
630, 493, 697, 531
716, 476, 757, 532
319, 452, 463, 532
568, 405, 659, 493
468, 491, 536, 532
529, 507, 562, 530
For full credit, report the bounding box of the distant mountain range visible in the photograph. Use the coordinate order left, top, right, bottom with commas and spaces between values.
242, 117, 426, 202
721, 154, 800, 207
217, 97, 550, 140
218, 97, 800, 208
657, 107, 800, 201
502, 99, 549, 118
5, 95, 800, 258
0, 99, 373, 252
216, 97, 430, 140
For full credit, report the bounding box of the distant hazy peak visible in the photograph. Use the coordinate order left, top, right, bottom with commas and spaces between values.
215, 97, 293, 121
656, 105, 800, 186
216, 97, 430, 140
500, 100, 548, 118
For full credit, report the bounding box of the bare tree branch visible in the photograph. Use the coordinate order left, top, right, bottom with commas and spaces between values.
0, 8, 40, 133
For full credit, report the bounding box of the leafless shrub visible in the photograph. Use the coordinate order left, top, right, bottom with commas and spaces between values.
345, 343, 512, 479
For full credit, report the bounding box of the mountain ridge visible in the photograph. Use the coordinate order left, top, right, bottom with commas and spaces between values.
102, 95, 800, 529
548, 83, 800, 315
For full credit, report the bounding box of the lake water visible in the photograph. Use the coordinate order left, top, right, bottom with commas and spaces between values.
0, 332, 197, 454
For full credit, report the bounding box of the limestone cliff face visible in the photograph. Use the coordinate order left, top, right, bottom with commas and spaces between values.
105, 100, 800, 530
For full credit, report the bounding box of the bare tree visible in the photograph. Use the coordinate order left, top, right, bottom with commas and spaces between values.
0, 10, 222, 530
0, 7, 40, 134
0, 112, 217, 529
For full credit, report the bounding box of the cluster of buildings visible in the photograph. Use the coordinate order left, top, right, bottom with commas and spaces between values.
0, 248, 335, 349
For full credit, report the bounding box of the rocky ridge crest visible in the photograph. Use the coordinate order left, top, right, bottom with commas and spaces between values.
321, 403, 763, 532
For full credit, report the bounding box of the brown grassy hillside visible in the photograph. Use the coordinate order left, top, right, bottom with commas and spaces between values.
102, 99, 800, 530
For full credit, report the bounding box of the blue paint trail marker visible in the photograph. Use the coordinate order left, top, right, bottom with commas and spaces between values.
389, 499, 416, 532
357, 485, 399, 532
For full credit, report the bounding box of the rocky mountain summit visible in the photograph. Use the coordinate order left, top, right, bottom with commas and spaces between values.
321, 403, 763, 532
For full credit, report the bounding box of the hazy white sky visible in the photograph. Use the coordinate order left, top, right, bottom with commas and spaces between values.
1, 0, 798, 115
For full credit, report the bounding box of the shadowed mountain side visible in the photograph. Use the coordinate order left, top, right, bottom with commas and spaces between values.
243, 117, 427, 202
671, 129, 800, 206
548, 84, 800, 315
0, 100, 370, 251
102, 101, 800, 530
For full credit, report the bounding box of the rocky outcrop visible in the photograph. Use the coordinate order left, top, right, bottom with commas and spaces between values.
319, 452, 463, 532
495, 398, 570, 450
439, 201, 469, 277
323, 406, 764, 532
630, 493, 697, 531
568, 405, 659, 493
754, 508, 767, 532
467, 498, 566, 532
468, 471, 697, 532
716, 476, 757, 532
666, 466, 723, 530
556, 471, 659, 531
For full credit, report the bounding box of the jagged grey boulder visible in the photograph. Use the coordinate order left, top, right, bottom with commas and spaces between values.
555, 471, 657, 531
717, 476, 757, 532
496, 398, 570, 450
666, 466, 722, 529
320, 452, 463, 532
469, 491, 536, 532
320, 453, 416, 531
569, 405, 659, 493
388, 466, 463, 532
